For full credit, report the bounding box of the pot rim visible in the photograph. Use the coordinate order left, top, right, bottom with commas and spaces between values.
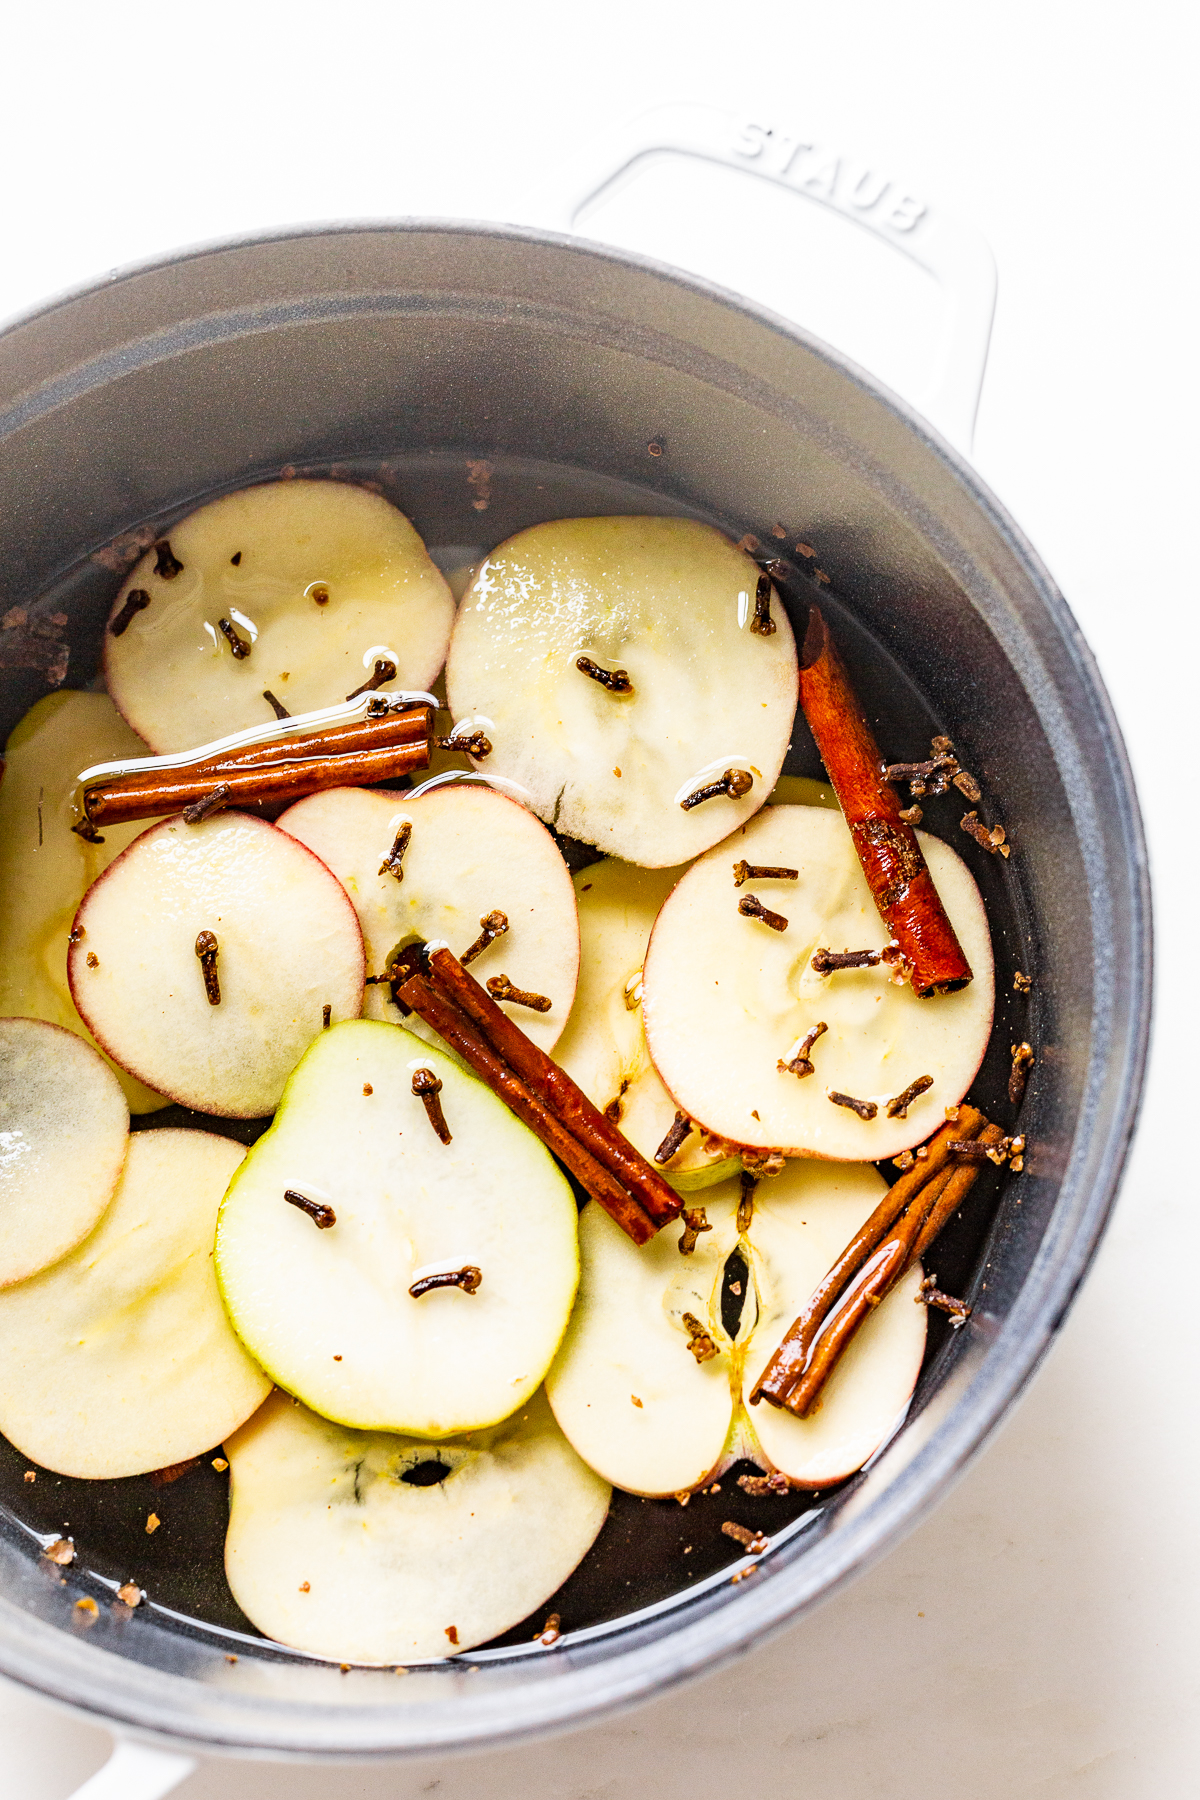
0, 216, 1153, 1761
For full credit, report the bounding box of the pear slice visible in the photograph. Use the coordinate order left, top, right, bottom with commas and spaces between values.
68, 811, 364, 1117
0, 691, 167, 1111
545, 1182, 741, 1496
0, 1129, 270, 1478
743, 1159, 926, 1487
547, 1158, 927, 1497
643, 805, 994, 1160
0, 1018, 129, 1288
224, 1386, 610, 1664
553, 857, 739, 1190
445, 516, 798, 867
104, 480, 455, 752
276, 783, 579, 1053
215, 1019, 579, 1435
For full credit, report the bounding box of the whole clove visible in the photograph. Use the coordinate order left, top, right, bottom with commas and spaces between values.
486, 974, 553, 1013
737, 1170, 757, 1233
732, 860, 799, 888
217, 617, 251, 659
828, 1090, 878, 1121
721, 1521, 769, 1554
109, 590, 151, 636
194, 930, 220, 1005
576, 655, 634, 695
749, 571, 776, 637
886, 1074, 934, 1119
284, 1189, 336, 1229
960, 811, 1011, 857
681, 1312, 719, 1362
409, 1265, 482, 1298
154, 540, 184, 579
263, 690, 291, 720
345, 659, 397, 701
811, 947, 881, 973
182, 783, 232, 825
412, 1068, 452, 1143
434, 729, 493, 758
654, 1110, 693, 1165
680, 768, 754, 810
678, 1206, 712, 1256
378, 821, 412, 881
461, 909, 508, 967
916, 1273, 971, 1326
738, 893, 788, 932
777, 1021, 827, 1078
1008, 1041, 1035, 1104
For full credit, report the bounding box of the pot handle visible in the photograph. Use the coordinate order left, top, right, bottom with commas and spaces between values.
66, 1738, 196, 1799
542, 102, 996, 453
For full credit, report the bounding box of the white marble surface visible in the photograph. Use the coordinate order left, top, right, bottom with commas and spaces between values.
2, 1, 1196, 1792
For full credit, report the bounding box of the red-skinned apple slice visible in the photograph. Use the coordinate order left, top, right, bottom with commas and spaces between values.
445, 516, 798, 867
0, 1129, 270, 1478
552, 858, 740, 1189
104, 480, 455, 752
0, 1018, 129, 1287
68, 812, 364, 1117
224, 1387, 610, 1664
276, 783, 579, 1054
643, 805, 994, 1160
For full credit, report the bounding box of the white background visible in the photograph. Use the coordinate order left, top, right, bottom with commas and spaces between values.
2, 1, 1197, 1793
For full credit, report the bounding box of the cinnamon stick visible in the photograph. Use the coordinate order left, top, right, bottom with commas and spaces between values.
781, 1120, 1006, 1418
393, 967, 657, 1245
797, 609, 973, 996
78, 706, 432, 830
750, 1107, 984, 1406
424, 946, 683, 1227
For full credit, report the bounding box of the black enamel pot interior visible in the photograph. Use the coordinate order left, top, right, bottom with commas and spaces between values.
0, 223, 1150, 1761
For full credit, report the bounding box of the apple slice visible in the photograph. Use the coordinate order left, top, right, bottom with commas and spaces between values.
553, 857, 739, 1190
215, 1019, 579, 1435
224, 1386, 610, 1664
276, 783, 579, 1054
104, 479, 455, 752
445, 516, 798, 867
547, 1158, 927, 1497
0, 691, 167, 1111
68, 811, 364, 1117
545, 1182, 741, 1496
743, 1159, 926, 1487
0, 1129, 270, 1478
643, 805, 994, 1160
0, 1018, 129, 1287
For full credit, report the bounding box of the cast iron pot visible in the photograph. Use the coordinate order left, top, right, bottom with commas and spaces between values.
0, 192, 1150, 1788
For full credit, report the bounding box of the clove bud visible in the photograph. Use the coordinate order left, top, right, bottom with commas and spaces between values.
409, 1265, 481, 1298
195, 930, 221, 1005
738, 894, 788, 932
412, 1068, 452, 1144
461, 909, 508, 967
680, 768, 754, 811
284, 1188, 336, 1229
576, 655, 634, 695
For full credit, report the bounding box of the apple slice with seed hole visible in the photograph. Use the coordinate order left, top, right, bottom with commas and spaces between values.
215, 1019, 579, 1435
548, 1159, 926, 1496
445, 516, 798, 867
0, 1129, 270, 1478
104, 480, 455, 752
643, 805, 994, 1161
552, 858, 739, 1190
546, 1181, 742, 1496
68, 812, 364, 1117
276, 783, 579, 1054
0, 1018, 129, 1287
0, 691, 167, 1111
224, 1386, 609, 1664
743, 1159, 927, 1487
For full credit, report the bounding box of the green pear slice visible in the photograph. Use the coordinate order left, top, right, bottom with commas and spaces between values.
546, 1182, 741, 1496
643, 805, 994, 1160
553, 857, 739, 1189
215, 1020, 579, 1435
445, 517, 798, 867
0, 1128, 269, 1477
68, 812, 364, 1117
276, 783, 579, 1053
224, 1386, 610, 1663
104, 480, 455, 752
0, 1018, 129, 1287
0, 692, 166, 1111
743, 1159, 927, 1487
